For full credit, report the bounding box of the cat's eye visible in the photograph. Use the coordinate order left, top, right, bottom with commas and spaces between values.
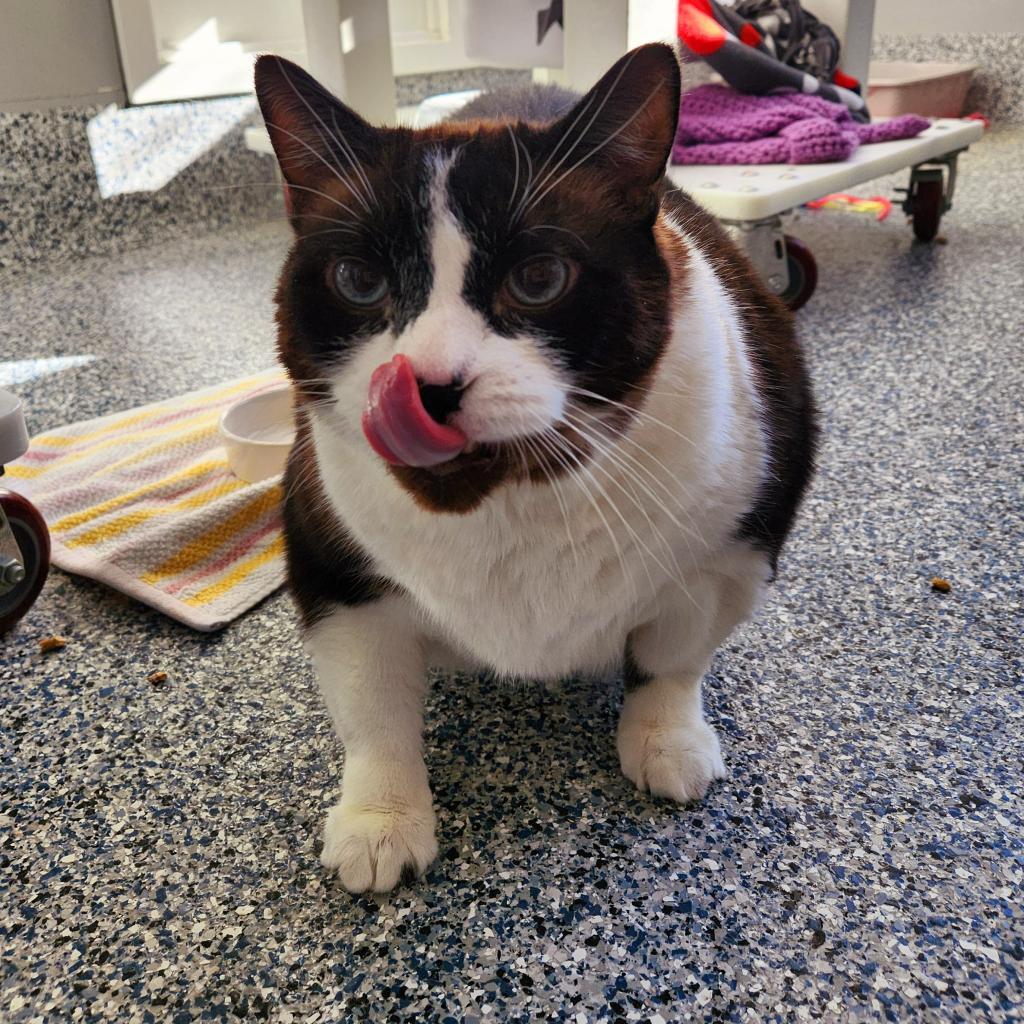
331, 259, 388, 307
505, 255, 574, 308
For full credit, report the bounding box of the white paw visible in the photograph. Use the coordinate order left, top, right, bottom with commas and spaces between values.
320, 799, 439, 893
617, 719, 726, 804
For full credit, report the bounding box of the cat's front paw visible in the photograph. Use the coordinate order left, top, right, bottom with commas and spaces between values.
617, 718, 726, 804
320, 799, 439, 893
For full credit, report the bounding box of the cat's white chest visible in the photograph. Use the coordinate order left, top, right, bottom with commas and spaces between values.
315, 433, 653, 678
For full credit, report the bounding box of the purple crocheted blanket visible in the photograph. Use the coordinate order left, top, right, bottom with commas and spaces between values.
672, 84, 930, 165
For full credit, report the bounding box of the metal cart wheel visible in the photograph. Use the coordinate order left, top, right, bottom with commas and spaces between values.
0, 489, 50, 633
780, 235, 818, 311
910, 175, 944, 242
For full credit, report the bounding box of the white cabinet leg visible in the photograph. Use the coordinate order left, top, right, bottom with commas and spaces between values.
301, 0, 396, 124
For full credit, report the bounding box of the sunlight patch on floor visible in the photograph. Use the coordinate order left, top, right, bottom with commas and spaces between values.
86, 97, 257, 198
0, 356, 97, 387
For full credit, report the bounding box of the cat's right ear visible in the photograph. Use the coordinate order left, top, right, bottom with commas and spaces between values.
254, 55, 379, 218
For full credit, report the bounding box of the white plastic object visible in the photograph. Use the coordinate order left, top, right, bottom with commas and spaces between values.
868, 62, 976, 119
464, 0, 564, 69
666, 118, 983, 222
0, 390, 30, 467
414, 90, 481, 129
219, 384, 296, 484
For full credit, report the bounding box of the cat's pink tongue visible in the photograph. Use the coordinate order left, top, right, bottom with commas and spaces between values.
361, 354, 466, 467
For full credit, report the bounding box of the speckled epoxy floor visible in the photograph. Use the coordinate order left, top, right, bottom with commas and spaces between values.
2, 130, 1022, 1023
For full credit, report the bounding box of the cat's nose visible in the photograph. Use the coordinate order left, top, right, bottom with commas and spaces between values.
417, 377, 465, 425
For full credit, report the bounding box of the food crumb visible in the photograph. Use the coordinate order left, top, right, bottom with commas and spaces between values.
931, 576, 952, 593
147, 670, 168, 685
38, 636, 67, 654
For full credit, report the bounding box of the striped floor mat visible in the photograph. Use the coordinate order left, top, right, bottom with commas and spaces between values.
6, 369, 289, 631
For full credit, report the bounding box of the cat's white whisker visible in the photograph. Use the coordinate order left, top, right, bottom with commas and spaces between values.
565, 404, 710, 552
516, 135, 534, 220
520, 433, 580, 572
263, 118, 370, 216
560, 408, 708, 562
565, 385, 699, 449
202, 179, 360, 219
274, 57, 375, 214
545, 427, 662, 606
522, 81, 665, 214
287, 213, 362, 232
525, 417, 641, 608
617, 468, 688, 601
506, 125, 521, 212
310, 122, 371, 213
519, 224, 590, 249
553, 419, 700, 609
299, 227, 363, 242
519, 85, 599, 209
330, 109, 378, 212
511, 61, 615, 222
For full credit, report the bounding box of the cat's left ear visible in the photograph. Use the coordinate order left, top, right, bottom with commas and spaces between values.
541, 43, 680, 196
254, 55, 380, 218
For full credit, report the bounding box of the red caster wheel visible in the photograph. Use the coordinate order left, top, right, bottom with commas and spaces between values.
0, 489, 50, 633
909, 173, 944, 242
780, 235, 818, 311
1, 389, 50, 633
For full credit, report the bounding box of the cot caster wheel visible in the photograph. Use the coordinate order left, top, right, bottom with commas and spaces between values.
0, 489, 50, 633
1, 389, 48, 632
909, 173, 944, 242
780, 235, 818, 311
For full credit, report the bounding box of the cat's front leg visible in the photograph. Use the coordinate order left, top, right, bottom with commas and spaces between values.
617, 561, 766, 803
307, 596, 437, 892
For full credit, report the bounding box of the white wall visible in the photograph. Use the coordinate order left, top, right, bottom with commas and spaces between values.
149, 0, 305, 53
0, 0, 126, 111
873, 0, 1024, 35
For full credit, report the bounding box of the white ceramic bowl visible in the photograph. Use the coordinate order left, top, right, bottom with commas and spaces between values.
219, 384, 295, 483
0, 389, 30, 467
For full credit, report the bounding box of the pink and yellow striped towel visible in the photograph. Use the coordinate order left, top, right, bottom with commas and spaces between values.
6, 369, 289, 631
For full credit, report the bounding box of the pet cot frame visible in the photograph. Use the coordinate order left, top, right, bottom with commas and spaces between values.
665, 118, 984, 298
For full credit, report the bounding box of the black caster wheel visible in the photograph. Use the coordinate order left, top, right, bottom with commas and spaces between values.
0, 489, 51, 633
910, 174, 944, 242
780, 235, 818, 311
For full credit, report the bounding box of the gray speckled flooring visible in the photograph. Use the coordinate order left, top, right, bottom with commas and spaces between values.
2, 129, 1022, 1023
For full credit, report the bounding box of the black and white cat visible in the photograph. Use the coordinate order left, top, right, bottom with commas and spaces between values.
254, 44, 816, 893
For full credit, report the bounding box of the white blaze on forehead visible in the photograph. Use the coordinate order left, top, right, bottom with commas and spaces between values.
427, 155, 472, 307
394, 147, 568, 442
396, 151, 480, 385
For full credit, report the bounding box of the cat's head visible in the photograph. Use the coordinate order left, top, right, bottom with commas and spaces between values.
255, 44, 681, 512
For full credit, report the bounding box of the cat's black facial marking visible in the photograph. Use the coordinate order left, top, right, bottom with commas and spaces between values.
447, 162, 672, 402
440, 55, 681, 408
281, 242, 388, 365
381, 151, 436, 336
271, 136, 439, 400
